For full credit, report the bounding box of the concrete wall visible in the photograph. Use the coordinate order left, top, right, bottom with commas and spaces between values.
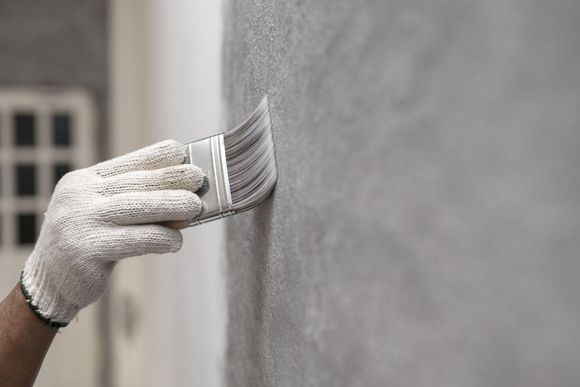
223, 1, 580, 386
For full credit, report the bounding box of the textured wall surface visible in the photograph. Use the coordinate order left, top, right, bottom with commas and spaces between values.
224, 1, 580, 386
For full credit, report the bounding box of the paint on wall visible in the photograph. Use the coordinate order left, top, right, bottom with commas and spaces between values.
223, 1, 580, 386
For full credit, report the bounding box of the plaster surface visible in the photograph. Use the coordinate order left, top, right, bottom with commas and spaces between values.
224, 1, 580, 386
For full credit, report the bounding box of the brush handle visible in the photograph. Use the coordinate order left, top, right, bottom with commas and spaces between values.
184, 133, 235, 226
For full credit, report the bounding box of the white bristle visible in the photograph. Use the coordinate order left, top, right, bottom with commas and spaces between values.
224, 96, 277, 210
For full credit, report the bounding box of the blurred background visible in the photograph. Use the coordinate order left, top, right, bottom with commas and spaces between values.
0, 1, 225, 386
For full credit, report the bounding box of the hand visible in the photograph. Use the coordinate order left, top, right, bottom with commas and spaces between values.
21, 140, 204, 327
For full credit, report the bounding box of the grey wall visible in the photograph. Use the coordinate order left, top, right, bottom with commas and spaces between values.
224, 1, 580, 386
0, 0, 108, 155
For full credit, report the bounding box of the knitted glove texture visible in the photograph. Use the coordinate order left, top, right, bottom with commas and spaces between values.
21, 140, 204, 326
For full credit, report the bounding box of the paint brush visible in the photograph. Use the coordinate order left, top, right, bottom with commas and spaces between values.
183, 95, 277, 226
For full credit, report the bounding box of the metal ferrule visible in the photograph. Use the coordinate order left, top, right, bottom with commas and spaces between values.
184, 133, 234, 226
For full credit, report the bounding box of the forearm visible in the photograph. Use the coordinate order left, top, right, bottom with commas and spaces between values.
0, 283, 57, 387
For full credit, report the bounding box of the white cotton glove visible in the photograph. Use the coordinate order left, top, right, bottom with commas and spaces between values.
21, 140, 204, 327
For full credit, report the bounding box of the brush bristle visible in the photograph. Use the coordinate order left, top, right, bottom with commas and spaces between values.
224, 96, 277, 210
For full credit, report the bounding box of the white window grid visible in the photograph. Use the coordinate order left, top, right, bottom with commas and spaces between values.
0, 88, 96, 254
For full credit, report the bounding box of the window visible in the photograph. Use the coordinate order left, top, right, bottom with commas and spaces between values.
0, 88, 96, 250
52, 112, 72, 146
53, 162, 71, 188
15, 164, 36, 196
13, 112, 36, 146
16, 213, 36, 245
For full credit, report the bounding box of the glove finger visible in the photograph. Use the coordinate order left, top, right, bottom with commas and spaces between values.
99, 190, 202, 225
100, 224, 183, 260
99, 164, 205, 196
161, 220, 190, 230
90, 140, 186, 178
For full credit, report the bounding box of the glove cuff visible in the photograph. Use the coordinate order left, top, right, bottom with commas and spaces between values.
21, 255, 80, 327
20, 273, 68, 328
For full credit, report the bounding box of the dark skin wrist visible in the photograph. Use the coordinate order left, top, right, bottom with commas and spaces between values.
0, 283, 58, 387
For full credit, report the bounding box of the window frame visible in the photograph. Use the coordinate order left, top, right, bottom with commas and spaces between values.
0, 88, 96, 253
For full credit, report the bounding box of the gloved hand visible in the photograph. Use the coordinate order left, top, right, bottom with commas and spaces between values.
20, 140, 204, 327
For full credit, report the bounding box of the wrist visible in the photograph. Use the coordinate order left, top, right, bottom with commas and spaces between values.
18, 274, 68, 329
20, 254, 80, 327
